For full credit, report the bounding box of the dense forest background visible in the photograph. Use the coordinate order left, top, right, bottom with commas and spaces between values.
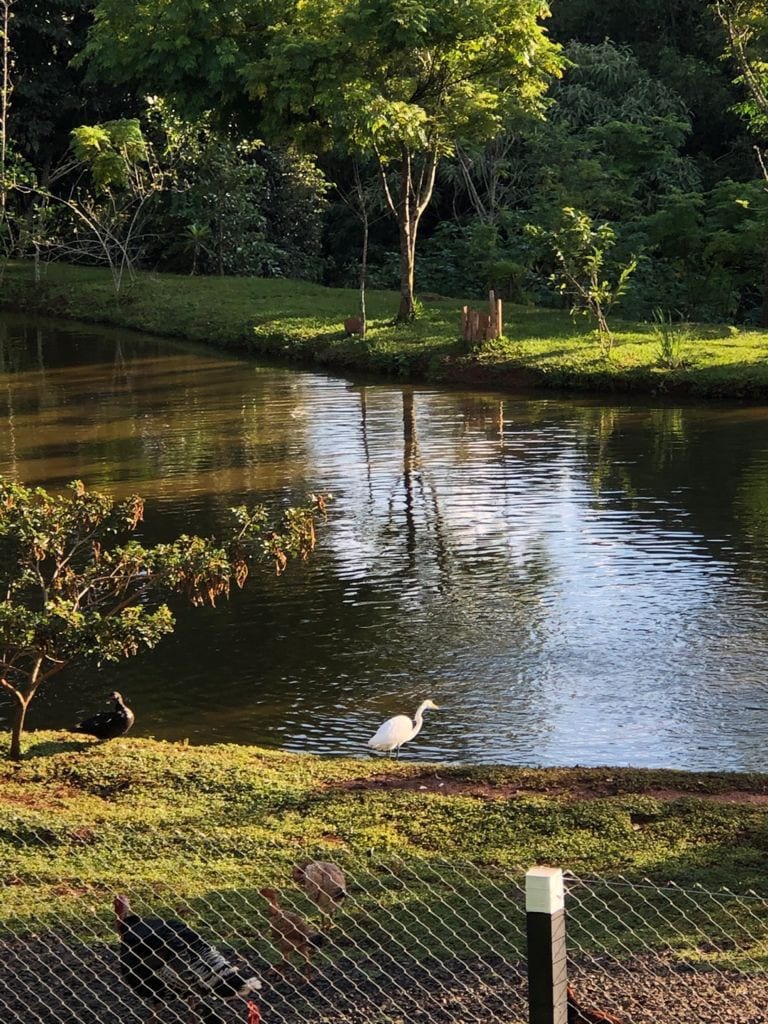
2, 0, 768, 324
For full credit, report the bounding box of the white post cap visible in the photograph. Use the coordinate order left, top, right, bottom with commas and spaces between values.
525, 866, 565, 914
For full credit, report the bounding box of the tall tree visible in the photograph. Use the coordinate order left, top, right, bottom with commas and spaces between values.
246, 0, 561, 320
82, 0, 265, 130
85, 0, 561, 321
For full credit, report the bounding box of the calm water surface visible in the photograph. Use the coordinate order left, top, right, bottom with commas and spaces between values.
2, 313, 768, 769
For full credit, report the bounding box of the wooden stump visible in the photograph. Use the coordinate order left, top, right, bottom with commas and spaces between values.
344, 316, 364, 335
461, 291, 503, 347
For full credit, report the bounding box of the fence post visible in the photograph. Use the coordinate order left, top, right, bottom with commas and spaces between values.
526, 866, 567, 1024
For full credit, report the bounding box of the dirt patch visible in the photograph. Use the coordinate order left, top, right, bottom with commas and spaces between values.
1, 935, 767, 1024
643, 788, 768, 806
0, 783, 82, 813
330, 773, 768, 805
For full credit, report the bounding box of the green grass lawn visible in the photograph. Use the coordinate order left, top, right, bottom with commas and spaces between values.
4, 734, 768, 970
4, 262, 768, 398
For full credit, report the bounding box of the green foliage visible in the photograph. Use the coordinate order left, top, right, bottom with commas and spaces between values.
0, 477, 323, 759
414, 217, 535, 300
551, 0, 751, 180
10, 0, 132, 168
238, 0, 563, 318
142, 107, 279, 277
546, 208, 639, 354
257, 149, 330, 280
714, 1, 768, 134
543, 40, 700, 215
70, 120, 147, 190
82, 0, 264, 127
2, 0, 768, 323
246, 0, 562, 155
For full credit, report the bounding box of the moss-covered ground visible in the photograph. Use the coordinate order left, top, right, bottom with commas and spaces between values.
3, 734, 768, 970
4, 262, 768, 399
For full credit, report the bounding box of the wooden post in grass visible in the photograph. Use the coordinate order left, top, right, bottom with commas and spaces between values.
526, 866, 567, 1024
461, 305, 470, 343
460, 293, 504, 347
492, 291, 502, 338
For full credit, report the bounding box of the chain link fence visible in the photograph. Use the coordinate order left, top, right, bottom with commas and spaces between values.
2, 820, 768, 1024
565, 873, 768, 1024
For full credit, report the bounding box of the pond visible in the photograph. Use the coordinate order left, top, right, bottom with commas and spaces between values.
2, 312, 768, 769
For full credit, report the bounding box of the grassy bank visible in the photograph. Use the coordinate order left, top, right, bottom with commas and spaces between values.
3, 262, 768, 398
3, 733, 768, 968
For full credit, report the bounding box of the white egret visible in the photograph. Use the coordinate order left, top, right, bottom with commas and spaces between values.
367, 699, 440, 757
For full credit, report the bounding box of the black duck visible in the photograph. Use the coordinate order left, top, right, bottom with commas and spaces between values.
74, 691, 135, 740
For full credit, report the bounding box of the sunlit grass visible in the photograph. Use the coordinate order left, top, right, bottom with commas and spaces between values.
4, 262, 768, 397
2, 734, 768, 969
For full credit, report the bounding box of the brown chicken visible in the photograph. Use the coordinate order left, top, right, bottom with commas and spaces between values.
291, 860, 347, 928
567, 984, 627, 1024
260, 887, 325, 978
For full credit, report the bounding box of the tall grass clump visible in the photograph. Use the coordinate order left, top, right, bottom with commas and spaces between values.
652, 308, 689, 369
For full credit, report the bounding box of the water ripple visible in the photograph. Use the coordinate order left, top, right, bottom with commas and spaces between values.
2, 315, 768, 769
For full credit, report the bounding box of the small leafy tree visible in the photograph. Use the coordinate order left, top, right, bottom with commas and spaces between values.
0, 479, 325, 761
334, 160, 389, 336
17, 118, 163, 295
548, 207, 638, 355
61, 119, 160, 293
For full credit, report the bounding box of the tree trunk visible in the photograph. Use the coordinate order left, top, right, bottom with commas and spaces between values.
360, 210, 368, 336
376, 146, 438, 323
9, 697, 28, 761
396, 151, 416, 323
352, 161, 369, 336
397, 224, 416, 322
0, 0, 11, 220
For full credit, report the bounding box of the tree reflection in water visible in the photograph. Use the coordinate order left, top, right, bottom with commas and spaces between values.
2, 313, 768, 770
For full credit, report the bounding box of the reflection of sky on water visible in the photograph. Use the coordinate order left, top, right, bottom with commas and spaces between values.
2, 313, 768, 769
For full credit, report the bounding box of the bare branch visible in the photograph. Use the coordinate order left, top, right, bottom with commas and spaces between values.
373, 145, 398, 217
416, 147, 440, 219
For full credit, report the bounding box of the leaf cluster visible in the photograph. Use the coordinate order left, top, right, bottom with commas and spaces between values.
70, 120, 148, 192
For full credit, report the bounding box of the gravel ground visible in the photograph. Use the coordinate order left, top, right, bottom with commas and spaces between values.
1, 935, 768, 1024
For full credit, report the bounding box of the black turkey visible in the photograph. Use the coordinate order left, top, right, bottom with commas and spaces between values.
115, 895, 261, 1022
74, 691, 135, 740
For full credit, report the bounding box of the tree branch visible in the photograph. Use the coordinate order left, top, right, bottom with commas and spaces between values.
373, 146, 397, 218
416, 147, 440, 219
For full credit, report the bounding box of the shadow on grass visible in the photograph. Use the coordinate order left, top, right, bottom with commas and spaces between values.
19, 732, 97, 760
